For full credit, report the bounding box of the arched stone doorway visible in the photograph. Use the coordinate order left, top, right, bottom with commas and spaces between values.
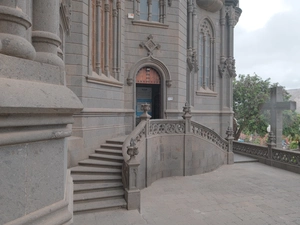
136, 67, 162, 123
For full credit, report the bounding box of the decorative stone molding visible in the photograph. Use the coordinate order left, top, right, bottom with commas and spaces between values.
196, 0, 224, 12
127, 55, 172, 87
139, 35, 161, 56
187, 50, 198, 72
60, 0, 72, 35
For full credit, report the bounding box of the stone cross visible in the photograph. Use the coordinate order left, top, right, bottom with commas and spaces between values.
261, 86, 296, 148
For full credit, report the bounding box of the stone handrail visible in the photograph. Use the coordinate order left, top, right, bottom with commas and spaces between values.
233, 141, 300, 174
191, 121, 228, 151
122, 120, 147, 162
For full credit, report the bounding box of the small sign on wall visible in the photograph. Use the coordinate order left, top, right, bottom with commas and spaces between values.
128, 13, 134, 19
168, 97, 173, 101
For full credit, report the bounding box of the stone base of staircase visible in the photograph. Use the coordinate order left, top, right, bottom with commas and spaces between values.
71, 136, 127, 214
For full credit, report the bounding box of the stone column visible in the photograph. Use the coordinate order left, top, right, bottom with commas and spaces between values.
32, 0, 64, 67
96, 0, 102, 75
104, 0, 110, 76
113, 2, 118, 76
0, 1, 36, 59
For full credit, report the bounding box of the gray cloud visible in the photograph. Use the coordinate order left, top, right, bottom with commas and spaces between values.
235, 0, 300, 89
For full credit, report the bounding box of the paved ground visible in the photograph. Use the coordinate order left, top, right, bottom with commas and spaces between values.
74, 161, 300, 225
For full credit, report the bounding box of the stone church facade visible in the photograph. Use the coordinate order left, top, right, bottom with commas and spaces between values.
0, 0, 241, 224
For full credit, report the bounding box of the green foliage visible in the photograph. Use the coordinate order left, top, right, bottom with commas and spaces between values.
283, 111, 300, 138
233, 74, 271, 139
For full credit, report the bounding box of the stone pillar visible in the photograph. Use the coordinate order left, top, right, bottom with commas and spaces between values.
32, 0, 64, 67
225, 126, 234, 164
96, 0, 102, 75
0, 1, 36, 59
125, 139, 141, 211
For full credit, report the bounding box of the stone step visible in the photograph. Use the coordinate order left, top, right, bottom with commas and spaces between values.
78, 159, 122, 169
72, 174, 122, 183
71, 166, 121, 175
74, 189, 124, 202
100, 143, 123, 150
89, 153, 124, 162
74, 182, 124, 192
74, 198, 127, 214
106, 136, 127, 145
95, 148, 123, 156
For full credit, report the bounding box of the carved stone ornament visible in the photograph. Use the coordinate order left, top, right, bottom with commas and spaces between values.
218, 57, 237, 77
196, 0, 225, 12
225, 126, 234, 139
60, 0, 72, 35
168, 0, 173, 6
127, 138, 139, 161
187, 50, 199, 72
139, 35, 161, 56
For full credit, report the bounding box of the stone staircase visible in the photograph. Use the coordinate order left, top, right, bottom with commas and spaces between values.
71, 136, 127, 214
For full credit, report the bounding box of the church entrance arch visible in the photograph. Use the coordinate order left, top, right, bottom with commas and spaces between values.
136, 67, 162, 123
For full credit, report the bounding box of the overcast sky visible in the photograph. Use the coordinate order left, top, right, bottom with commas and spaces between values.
235, 0, 300, 90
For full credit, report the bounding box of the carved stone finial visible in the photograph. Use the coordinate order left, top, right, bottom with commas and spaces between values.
182, 102, 192, 119
225, 126, 234, 140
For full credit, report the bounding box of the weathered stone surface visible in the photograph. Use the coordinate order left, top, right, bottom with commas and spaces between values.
196, 0, 224, 12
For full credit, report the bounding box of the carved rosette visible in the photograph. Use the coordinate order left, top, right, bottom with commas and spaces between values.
196, 0, 224, 12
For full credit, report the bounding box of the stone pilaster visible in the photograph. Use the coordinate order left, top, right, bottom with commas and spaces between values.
0, 1, 36, 59
32, 0, 64, 67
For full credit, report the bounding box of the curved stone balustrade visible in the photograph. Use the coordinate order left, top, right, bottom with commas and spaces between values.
122, 119, 229, 189
196, 0, 224, 12
191, 121, 228, 151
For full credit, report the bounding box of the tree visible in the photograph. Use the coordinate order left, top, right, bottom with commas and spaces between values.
233, 74, 271, 140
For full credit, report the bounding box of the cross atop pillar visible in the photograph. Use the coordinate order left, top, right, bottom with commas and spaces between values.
261, 86, 296, 148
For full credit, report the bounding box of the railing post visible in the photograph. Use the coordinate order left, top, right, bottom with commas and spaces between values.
125, 139, 141, 211
182, 102, 192, 176
140, 103, 151, 137
182, 102, 192, 133
267, 131, 275, 161
225, 127, 234, 164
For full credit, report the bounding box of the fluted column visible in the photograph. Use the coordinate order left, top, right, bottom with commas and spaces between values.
32, 0, 64, 67
0, 1, 36, 59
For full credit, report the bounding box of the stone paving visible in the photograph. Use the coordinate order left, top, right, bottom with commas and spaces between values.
74, 162, 300, 225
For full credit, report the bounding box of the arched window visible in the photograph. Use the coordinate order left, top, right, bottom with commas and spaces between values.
198, 19, 214, 90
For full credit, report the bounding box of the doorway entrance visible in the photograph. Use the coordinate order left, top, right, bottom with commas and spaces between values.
136, 67, 162, 123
